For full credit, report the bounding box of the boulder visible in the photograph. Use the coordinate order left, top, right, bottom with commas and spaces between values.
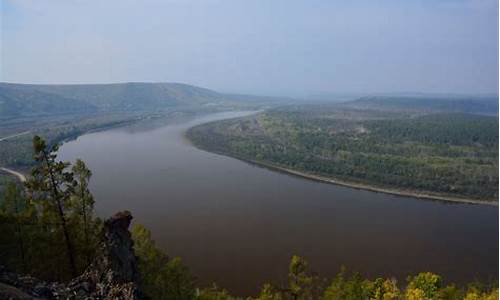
0, 211, 145, 300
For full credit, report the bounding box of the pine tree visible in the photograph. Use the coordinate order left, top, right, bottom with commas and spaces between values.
71, 159, 96, 266
25, 136, 78, 277
131, 223, 195, 299
0, 182, 35, 273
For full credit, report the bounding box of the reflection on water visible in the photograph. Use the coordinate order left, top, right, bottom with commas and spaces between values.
58, 111, 499, 296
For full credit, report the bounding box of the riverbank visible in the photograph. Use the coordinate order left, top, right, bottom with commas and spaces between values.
0, 111, 255, 188
0, 131, 31, 142
0, 167, 27, 182
187, 137, 497, 206
247, 159, 498, 206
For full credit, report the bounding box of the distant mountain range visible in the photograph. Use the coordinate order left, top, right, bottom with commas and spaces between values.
1, 82, 498, 118
343, 95, 499, 116
0, 82, 291, 118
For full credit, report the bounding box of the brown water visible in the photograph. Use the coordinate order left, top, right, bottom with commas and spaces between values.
58, 111, 499, 296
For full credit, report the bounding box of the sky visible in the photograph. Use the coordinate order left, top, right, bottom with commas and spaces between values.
0, 0, 498, 96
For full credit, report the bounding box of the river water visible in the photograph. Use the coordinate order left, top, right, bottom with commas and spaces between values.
58, 111, 499, 295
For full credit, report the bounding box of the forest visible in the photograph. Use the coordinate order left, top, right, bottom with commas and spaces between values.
187, 105, 499, 202
0, 136, 497, 299
344, 96, 498, 115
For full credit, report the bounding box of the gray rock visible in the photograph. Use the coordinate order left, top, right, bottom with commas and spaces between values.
0, 211, 145, 300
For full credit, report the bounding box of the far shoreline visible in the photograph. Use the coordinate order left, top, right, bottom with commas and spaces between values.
246, 159, 498, 206
0, 110, 256, 186
186, 135, 498, 206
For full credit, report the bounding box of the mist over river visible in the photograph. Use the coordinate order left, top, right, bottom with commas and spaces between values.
58, 111, 499, 296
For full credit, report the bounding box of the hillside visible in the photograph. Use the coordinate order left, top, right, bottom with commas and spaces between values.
0, 82, 289, 118
343, 95, 499, 115
0, 85, 96, 118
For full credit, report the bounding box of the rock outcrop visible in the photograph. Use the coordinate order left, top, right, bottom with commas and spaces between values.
0, 211, 144, 300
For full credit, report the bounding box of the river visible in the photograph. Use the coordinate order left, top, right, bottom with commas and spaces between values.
58, 111, 499, 296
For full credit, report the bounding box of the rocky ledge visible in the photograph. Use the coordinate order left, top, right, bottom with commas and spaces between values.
0, 211, 145, 300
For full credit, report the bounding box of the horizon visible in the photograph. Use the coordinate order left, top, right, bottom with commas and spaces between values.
0, 81, 498, 99
1, 0, 498, 97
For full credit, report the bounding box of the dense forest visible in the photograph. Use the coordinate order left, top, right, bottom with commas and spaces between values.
187, 104, 499, 201
0, 136, 497, 299
344, 96, 498, 115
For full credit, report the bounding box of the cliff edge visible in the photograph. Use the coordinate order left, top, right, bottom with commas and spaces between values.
0, 211, 145, 300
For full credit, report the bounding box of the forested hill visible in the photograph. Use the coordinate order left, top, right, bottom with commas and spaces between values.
187, 106, 499, 202
343, 95, 499, 116
0, 85, 96, 117
0, 82, 290, 118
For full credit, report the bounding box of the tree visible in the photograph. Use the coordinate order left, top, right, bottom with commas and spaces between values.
0, 182, 35, 273
406, 272, 442, 300
198, 284, 237, 300
25, 135, 78, 277
322, 267, 369, 300
288, 256, 313, 300
256, 284, 283, 300
1, 137, 101, 280
367, 278, 400, 300
436, 284, 463, 300
464, 287, 499, 300
71, 159, 97, 266
131, 223, 195, 299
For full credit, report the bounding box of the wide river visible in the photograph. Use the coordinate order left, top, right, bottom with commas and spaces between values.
59, 111, 498, 295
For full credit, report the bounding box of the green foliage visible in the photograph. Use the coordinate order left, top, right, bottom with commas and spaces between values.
0, 136, 101, 281
248, 257, 497, 300
0, 182, 36, 273
0, 174, 14, 199
25, 135, 79, 277
347, 96, 498, 116
366, 278, 400, 300
69, 159, 101, 267
289, 255, 312, 299
1, 136, 197, 296
131, 223, 196, 300
287, 255, 324, 300
322, 267, 369, 300
255, 284, 283, 300
436, 285, 464, 300
406, 272, 442, 299
463, 288, 499, 300
198, 284, 239, 300
188, 107, 498, 200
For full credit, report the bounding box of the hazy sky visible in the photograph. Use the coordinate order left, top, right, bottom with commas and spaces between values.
1, 0, 498, 96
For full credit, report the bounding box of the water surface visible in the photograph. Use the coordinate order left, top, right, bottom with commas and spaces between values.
59, 111, 499, 295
